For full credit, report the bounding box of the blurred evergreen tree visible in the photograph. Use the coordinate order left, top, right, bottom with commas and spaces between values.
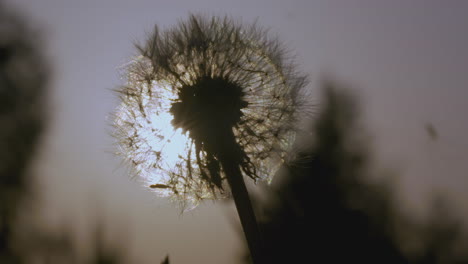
244, 80, 468, 264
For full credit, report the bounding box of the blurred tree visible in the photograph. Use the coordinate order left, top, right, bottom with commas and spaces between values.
0, 3, 48, 263
244, 80, 468, 264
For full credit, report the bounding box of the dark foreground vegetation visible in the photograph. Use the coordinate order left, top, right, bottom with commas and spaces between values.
244, 81, 468, 264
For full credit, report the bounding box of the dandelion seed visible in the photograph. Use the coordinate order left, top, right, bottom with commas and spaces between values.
149, 184, 171, 189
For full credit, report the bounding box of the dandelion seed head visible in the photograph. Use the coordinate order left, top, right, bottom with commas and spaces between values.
113, 15, 307, 208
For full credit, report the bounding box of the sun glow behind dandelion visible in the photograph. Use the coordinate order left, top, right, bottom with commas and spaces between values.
114, 57, 219, 206
115, 64, 191, 198
138, 112, 189, 178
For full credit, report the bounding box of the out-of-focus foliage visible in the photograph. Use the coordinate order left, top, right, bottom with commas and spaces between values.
409, 197, 468, 264
0, 2, 48, 263
243, 80, 468, 264
0, 3, 169, 264
160, 255, 169, 264
0, 3, 48, 191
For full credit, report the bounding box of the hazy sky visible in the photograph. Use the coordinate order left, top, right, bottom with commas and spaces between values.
5, 0, 468, 263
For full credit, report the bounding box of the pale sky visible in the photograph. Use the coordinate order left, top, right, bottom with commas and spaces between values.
5, 0, 468, 263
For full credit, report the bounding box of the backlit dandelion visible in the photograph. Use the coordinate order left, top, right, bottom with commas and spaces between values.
113, 14, 307, 263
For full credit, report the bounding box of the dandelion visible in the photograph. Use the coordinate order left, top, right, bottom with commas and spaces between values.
113, 14, 307, 263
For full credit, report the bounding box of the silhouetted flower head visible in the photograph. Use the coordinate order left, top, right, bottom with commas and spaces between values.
114, 15, 307, 208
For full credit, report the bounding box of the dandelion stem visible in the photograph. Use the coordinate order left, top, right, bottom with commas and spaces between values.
221, 158, 264, 264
